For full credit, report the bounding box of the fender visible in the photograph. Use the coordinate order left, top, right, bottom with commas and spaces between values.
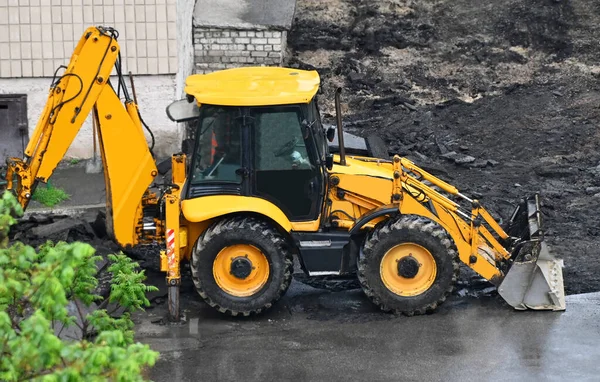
181, 195, 293, 232
349, 204, 398, 235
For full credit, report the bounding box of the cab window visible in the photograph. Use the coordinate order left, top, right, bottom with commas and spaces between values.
190, 106, 243, 184
252, 106, 312, 171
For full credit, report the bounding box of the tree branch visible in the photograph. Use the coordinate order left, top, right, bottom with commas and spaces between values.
109, 304, 123, 316
72, 293, 88, 340
23, 262, 62, 305
97, 297, 111, 311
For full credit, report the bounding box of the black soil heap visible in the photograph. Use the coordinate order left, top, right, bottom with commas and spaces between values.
289, 0, 600, 294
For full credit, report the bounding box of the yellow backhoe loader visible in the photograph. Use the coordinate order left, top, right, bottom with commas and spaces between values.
3, 26, 565, 320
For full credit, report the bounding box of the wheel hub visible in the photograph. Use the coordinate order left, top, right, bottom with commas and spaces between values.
397, 256, 420, 278
213, 244, 270, 297
380, 243, 437, 297
230, 256, 253, 279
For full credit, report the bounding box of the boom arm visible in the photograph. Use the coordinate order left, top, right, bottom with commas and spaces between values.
392, 156, 510, 281
393, 156, 564, 309
5, 26, 158, 246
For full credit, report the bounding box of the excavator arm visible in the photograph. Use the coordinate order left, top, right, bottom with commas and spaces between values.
4, 26, 158, 247
3, 25, 187, 321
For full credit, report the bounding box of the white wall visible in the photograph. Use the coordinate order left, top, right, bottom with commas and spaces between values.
193, 27, 286, 74
0, 0, 178, 78
0, 74, 182, 160
0, 0, 183, 160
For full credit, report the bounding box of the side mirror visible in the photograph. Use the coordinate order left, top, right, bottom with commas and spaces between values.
326, 126, 336, 142
166, 98, 200, 122
325, 154, 334, 170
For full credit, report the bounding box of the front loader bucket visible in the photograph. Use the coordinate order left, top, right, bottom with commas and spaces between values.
498, 195, 566, 311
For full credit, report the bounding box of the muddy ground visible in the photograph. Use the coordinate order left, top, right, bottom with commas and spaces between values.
139, 285, 600, 382
288, 0, 600, 294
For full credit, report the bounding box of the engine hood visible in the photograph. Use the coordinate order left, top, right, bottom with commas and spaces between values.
329, 155, 394, 180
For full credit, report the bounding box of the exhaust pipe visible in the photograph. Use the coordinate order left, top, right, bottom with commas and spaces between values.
334, 87, 346, 166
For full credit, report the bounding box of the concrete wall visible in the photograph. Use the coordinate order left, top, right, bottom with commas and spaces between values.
193, 27, 286, 74
176, 0, 195, 98
0, 74, 181, 160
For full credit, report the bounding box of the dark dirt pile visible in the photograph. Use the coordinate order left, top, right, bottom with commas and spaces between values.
289, 0, 600, 294
9, 213, 120, 298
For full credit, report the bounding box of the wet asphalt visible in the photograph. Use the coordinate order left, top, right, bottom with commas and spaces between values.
134, 280, 600, 382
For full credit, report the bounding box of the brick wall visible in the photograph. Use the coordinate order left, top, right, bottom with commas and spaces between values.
193, 27, 286, 74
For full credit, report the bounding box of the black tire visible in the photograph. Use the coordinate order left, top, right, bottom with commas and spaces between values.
358, 215, 458, 316
191, 216, 293, 316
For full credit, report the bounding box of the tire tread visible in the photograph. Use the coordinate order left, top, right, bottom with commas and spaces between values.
191, 216, 293, 317
358, 215, 458, 316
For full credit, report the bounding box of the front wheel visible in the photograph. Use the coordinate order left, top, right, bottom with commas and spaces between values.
191, 216, 293, 316
358, 215, 458, 315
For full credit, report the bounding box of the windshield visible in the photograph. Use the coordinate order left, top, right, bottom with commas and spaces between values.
189, 103, 325, 185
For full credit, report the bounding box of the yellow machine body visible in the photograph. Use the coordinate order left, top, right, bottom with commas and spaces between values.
184, 66, 321, 106
5, 27, 157, 247
3, 26, 565, 320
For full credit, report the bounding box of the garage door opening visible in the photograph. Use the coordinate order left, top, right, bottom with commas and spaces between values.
0, 94, 28, 164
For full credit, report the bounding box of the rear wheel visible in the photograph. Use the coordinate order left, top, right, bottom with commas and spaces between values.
191, 216, 293, 316
358, 215, 458, 315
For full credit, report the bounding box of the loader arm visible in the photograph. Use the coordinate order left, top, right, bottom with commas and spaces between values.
4, 26, 158, 247
391, 156, 565, 310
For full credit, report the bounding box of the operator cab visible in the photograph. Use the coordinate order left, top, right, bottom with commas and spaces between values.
167, 67, 330, 223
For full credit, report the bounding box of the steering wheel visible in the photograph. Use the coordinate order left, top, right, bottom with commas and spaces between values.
273, 137, 299, 157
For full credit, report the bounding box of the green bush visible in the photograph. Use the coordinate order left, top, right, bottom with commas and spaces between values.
0, 191, 159, 381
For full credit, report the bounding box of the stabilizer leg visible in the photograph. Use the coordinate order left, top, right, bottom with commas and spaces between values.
168, 281, 181, 321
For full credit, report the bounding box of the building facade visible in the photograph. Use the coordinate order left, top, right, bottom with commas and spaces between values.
0, 0, 182, 160
0, 0, 296, 161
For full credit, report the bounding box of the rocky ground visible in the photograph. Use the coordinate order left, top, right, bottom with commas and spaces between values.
288, 0, 600, 294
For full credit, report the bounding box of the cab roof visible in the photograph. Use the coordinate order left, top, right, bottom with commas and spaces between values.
184, 67, 320, 107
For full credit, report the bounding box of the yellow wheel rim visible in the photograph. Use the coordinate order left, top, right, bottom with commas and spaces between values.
380, 243, 437, 297
213, 244, 270, 297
